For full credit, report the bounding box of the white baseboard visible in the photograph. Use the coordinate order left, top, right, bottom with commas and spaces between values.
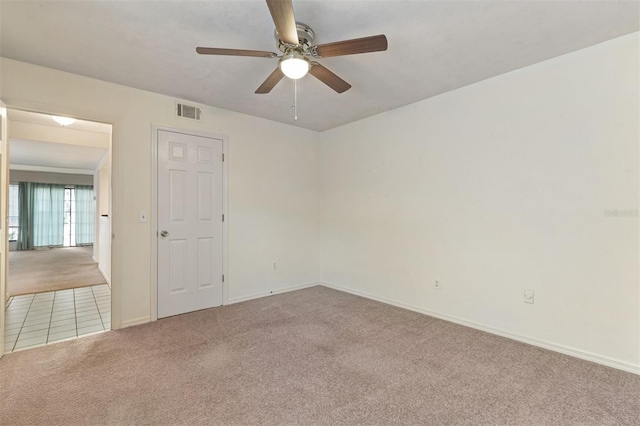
227, 281, 319, 305
320, 281, 640, 375
120, 316, 150, 329
98, 265, 111, 288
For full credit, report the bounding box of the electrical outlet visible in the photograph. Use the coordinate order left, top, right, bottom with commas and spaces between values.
433, 280, 442, 291
524, 289, 534, 304
272, 262, 277, 271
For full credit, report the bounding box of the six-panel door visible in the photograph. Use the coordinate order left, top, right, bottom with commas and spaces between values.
157, 130, 223, 318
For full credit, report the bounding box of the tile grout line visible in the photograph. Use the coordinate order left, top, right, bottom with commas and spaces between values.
91, 286, 106, 331
10, 294, 36, 353
73, 288, 79, 336
45, 291, 57, 344
4, 297, 17, 352
17, 294, 53, 351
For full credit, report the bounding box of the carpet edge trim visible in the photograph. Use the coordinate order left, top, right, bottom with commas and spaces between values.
320, 281, 640, 375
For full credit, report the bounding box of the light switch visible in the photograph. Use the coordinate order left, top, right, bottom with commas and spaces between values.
139, 211, 148, 223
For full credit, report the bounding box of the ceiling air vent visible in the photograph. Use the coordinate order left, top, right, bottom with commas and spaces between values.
176, 102, 202, 121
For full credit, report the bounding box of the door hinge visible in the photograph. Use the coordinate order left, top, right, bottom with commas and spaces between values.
222, 153, 225, 162
222, 214, 225, 222
222, 274, 225, 283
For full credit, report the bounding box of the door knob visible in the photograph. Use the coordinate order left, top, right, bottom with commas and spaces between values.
160, 230, 169, 237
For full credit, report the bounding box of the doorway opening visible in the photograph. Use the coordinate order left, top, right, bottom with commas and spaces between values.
3, 109, 112, 353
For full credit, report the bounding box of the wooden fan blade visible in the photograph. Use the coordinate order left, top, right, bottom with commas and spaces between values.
255, 67, 285, 94
308, 63, 351, 93
266, 0, 298, 45
196, 47, 277, 58
312, 35, 388, 58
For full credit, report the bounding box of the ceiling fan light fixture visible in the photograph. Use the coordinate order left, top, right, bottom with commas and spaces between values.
279, 51, 309, 79
52, 115, 76, 126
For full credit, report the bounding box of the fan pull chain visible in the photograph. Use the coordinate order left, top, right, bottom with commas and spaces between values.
293, 79, 298, 121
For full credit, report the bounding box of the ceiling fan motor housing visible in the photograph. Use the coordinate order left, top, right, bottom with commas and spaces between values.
275, 22, 315, 53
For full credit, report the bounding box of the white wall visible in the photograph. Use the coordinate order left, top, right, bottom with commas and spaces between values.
0, 57, 320, 328
98, 163, 109, 216
98, 216, 111, 285
94, 156, 111, 280
319, 34, 639, 372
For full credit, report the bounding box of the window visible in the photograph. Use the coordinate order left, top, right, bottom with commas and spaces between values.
8, 184, 19, 242
12, 182, 94, 249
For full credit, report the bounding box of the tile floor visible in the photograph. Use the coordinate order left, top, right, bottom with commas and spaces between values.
4, 284, 111, 353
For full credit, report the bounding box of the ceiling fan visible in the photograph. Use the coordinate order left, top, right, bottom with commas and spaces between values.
196, 0, 388, 94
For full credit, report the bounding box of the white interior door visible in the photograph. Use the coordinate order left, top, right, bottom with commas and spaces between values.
157, 129, 223, 318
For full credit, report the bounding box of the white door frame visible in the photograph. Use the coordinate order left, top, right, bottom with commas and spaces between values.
0, 103, 116, 358
0, 101, 8, 358
150, 125, 229, 321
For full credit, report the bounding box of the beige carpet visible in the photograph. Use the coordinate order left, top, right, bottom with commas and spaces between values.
8, 247, 106, 296
0, 286, 638, 425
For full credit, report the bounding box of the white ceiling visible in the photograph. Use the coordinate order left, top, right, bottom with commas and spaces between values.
7, 110, 109, 172
1, 1, 638, 131
10, 138, 108, 172
8, 109, 112, 135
